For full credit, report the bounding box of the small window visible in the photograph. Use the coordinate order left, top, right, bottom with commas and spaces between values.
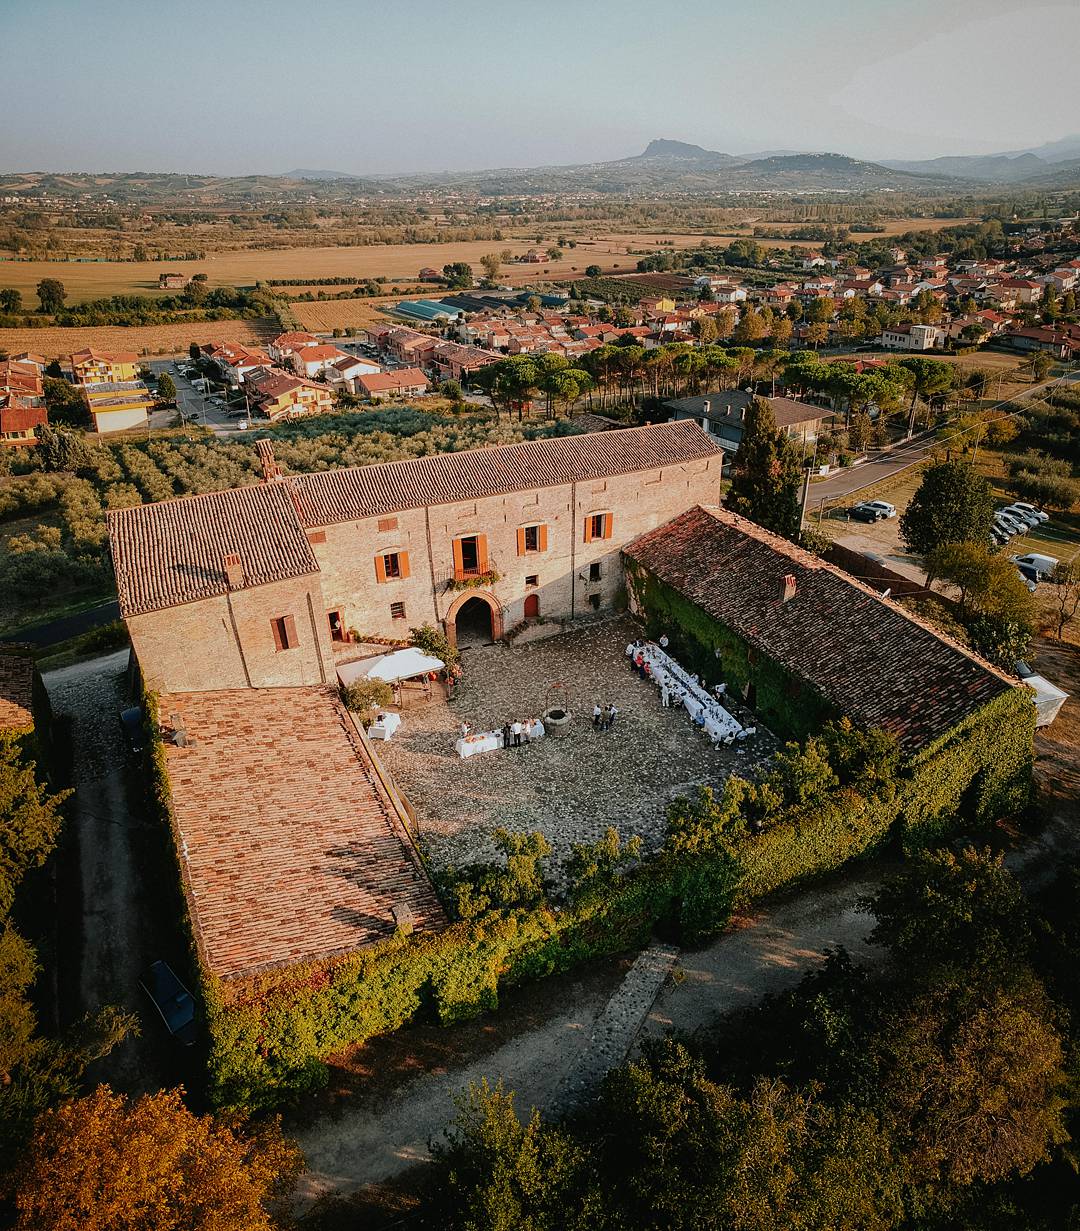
383, 552, 402, 579
524, 525, 539, 552
588, 561, 602, 583
327, 610, 346, 643
585, 512, 612, 542
525, 574, 539, 587
459, 535, 480, 573
270, 615, 298, 651
375, 550, 410, 583
378, 517, 398, 532
390, 601, 406, 620
588, 593, 602, 611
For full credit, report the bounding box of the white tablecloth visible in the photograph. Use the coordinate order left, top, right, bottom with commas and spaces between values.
455, 732, 503, 759
643, 645, 743, 741
368, 711, 402, 741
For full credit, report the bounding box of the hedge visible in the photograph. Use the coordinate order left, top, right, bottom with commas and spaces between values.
139, 636, 1033, 1112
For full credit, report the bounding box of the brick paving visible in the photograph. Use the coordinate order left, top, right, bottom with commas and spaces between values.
378, 615, 778, 872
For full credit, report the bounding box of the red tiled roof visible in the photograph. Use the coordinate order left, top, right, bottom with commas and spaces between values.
161, 687, 445, 982
357, 368, 429, 393
0, 654, 34, 734
107, 482, 319, 617
623, 506, 1015, 755
0, 405, 47, 434
289, 420, 721, 527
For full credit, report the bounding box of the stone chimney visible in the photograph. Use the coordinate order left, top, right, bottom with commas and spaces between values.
256, 438, 282, 482
223, 553, 244, 591
781, 573, 797, 603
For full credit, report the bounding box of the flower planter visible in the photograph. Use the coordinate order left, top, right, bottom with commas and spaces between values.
543, 708, 571, 737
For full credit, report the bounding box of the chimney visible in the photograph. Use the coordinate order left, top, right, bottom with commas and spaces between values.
702, 399, 711, 415
739, 405, 746, 421
256, 438, 282, 482
223, 553, 244, 591
781, 573, 797, 603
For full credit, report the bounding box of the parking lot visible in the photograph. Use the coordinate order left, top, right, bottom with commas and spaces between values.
147, 358, 252, 436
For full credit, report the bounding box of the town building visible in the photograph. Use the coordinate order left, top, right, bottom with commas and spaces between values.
107, 422, 725, 693
84, 382, 154, 433
664, 389, 832, 454
158, 273, 189, 289
289, 344, 351, 379
244, 367, 335, 420
69, 348, 140, 385
356, 368, 430, 400
0, 360, 47, 446
879, 323, 945, 351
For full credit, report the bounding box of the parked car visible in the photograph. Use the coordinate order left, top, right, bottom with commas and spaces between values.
994, 513, 1026, 535
138, 960, 196, 1046
993, 518, 1020, 538
236, 419, 248, 430
1016, 562, 1040, 585
860, 500, 897, 519
848, 503, 883, 523
1010, 502, 1049, 523
999, 506, 1040, 529
1011, 553, 1060, 579
118, 706, 144, 754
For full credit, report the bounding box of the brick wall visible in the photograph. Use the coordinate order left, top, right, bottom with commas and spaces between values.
129, 573, 334, 693
310, 455, 723, 640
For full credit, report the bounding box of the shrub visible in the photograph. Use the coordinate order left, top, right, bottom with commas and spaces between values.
339, 679, 392, 725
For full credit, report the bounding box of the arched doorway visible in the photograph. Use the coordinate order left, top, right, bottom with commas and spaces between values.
523, 593, 540, 619
445, 590, 503, 648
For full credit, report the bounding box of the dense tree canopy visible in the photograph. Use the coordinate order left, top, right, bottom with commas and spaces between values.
900, 459, 995, 556
725, 396, 803, 539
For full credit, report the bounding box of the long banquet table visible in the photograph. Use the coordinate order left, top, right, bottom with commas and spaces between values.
641, 644, 745, 743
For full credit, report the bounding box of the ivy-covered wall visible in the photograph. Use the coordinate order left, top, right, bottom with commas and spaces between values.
622, 558, 837, 742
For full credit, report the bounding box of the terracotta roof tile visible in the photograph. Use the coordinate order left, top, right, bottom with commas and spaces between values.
161, 687, 445, 981
623, 506, 1015, 755
107, 483, 318, 617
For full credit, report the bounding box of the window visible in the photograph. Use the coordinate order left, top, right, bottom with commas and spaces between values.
374, 550, 409, 583
588, 593, 602, 610
270, 615, 298, 652
453, 533, 488, 579
378, 516, 399, 533
327, 610, 346, 642
584, 512, 612, 543
390, 601, 406, 620
517, 523, 547, 555
525, 574, 539, 587
588, 561, 602, 583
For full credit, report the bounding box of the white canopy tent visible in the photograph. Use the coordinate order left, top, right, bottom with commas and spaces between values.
337, 648, 445, 689
1023, 674, 1069, 728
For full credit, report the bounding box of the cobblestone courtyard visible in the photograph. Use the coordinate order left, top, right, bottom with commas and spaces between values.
378, 616, 778, 871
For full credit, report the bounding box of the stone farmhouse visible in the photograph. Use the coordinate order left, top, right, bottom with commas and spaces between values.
107, 422, 725, 694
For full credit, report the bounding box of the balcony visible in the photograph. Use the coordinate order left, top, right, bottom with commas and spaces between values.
440, 559, 502, 592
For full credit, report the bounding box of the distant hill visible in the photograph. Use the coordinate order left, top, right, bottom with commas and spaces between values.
628, 139, 740, 166
284, 168, 360, 181
882, 152, 1048, 182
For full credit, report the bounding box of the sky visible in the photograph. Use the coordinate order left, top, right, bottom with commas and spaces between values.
2, 0, 1079, 175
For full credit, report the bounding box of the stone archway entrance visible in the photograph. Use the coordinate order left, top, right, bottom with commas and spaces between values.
445, 590, 503, 648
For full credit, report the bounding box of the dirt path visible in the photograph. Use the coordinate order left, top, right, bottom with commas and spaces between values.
45, 650, 191, 1096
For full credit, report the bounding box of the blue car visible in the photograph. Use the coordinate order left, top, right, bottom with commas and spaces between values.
138, 961, 196, 1046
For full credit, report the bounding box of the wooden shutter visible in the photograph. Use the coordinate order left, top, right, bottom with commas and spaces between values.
398, 550, 410, 579
603, 512, 613, 540
283, 615, 298, 649
583, 516, 594, 544
538, 523, 548, 552
270, 618, 284, 651
476, 534, 489, 574
517, 527, 527, 556
452, 538, 464, 578
374, 554, 387, 583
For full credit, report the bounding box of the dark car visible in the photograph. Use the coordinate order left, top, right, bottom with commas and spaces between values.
848, 503, 882, 523
138, 960, 196, 1046
119, 706, 144, 754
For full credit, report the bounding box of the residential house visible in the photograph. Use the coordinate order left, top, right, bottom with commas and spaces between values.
158, 273, 189, 289
325, 354, 381, 394
84, 382, 153, 433
291, 345, 351, 379
70, 348, 140, 385
0, 360, 47, 446
665, 389, 832, 454
268, 331, 321, 365
418, 266, 441, 280
1003, 325, 1080, 360
879, 323, 945, 351
245, 367, 335, 420
356, 368, 430, 401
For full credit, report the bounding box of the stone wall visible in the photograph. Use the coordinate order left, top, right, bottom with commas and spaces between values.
129, 572, 334, 693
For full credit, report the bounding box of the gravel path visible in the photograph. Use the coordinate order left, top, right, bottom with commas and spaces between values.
380, 617, 777, 872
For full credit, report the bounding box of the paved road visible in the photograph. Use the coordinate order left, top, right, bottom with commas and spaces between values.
0, 599, 120, 647
147, 359, 251, 437
807, 369, 1080, 510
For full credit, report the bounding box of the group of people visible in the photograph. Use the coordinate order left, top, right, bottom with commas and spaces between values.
591, 702, 619, 731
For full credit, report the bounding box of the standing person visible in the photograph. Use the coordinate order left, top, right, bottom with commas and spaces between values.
660, 682, 670, 709
502, 720, 512, 750
659, 632, 669, 650
634, 650, 645, 678
607, 703, 618, 729
511, 717, 523, 747
625, 638, 636, 666
593, 702, 602, 728
459, 720, 472, 740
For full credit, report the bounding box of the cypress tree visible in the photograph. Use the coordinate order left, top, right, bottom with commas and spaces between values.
724, 397, 803, 539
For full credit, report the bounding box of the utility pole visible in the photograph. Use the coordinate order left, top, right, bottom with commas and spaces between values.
800, 461, 813, 524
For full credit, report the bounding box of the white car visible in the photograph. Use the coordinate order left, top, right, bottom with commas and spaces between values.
861, 500, 897, 519
1000, 506, 1040, 529
995, 512, 1027, 535
236, 419, 249, 431
1011, 552, 1060, 579
1010, 501, 1049, 523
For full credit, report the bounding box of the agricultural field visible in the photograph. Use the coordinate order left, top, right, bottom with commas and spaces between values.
0, 217, 978, 306
0, 317, 278, 361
